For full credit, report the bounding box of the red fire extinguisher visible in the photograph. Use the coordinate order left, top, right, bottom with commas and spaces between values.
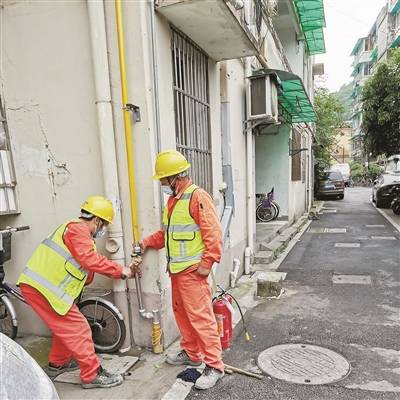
213, 294, 234, 349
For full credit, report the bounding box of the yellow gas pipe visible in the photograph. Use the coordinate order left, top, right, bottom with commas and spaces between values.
114, 0, 163, 354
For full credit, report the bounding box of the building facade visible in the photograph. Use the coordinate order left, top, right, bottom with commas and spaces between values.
0, 0, 324, 349
350, 0, 400, 163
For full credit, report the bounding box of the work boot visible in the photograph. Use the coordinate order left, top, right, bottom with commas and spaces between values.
194, 365, 224, 390
44, 359, 79, 379
82, 366, 123, 389
166, 350, 202, 366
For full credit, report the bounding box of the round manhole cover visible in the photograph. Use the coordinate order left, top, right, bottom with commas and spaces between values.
257, 344, 351, 385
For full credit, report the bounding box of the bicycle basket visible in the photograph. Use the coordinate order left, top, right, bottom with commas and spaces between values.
0, 232, 12, 264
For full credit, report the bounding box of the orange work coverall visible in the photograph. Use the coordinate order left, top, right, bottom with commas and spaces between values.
143, 179, 224, 372
20, 221, 124, 383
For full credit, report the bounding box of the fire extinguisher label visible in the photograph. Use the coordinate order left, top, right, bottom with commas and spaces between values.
215, 314, 224, 337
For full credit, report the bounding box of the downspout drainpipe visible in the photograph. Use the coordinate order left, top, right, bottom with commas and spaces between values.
114, 0, 162, 353
220, 61, 234, 241
87, 0, 131, 352
245, 58, 254, 273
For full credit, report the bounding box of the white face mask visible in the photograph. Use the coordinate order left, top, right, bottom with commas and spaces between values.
93, 220, 107, 239
161, 186, 174, 196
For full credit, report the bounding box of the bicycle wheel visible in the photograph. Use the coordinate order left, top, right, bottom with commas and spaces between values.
0, 295, 18, 339
256, 203, 275, 222
78, 298, 126, 353
271, 201, 280, 220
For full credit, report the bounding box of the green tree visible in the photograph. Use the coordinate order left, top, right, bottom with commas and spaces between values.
314, 88, 344, 167
362, 48, 400, 157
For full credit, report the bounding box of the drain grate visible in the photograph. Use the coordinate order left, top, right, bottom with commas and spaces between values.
257, 344, 351, 385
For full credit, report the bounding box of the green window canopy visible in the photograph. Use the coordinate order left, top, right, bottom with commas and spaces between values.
258, 69, 316, 123
350, 38, 365, 56
390, 0, 400, 15
293, 0, 326, 55
370, 47, 378, 62
390, 33, 400, 49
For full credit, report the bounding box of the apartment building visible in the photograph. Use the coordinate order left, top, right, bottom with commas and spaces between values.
0, 0, 325, 349
350, 0, 400, 163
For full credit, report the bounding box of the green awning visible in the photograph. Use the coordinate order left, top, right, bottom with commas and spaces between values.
259, 69, 316, 123
293, 0, 326, 55
390, 0, 400, 15
390, 33, 400, 48
370, 47, 378, 62
350, 38, 364, 56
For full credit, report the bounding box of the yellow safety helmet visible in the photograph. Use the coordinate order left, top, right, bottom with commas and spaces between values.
152, 150, 191, 180
81, 196, 114, 223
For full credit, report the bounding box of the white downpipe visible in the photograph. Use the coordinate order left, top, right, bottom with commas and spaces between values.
244, 246, 251, 275
230, 258, 241, 288
245, 58, 254, 270
87, 0, 131, 352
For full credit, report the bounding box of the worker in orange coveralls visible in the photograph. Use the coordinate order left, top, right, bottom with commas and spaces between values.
17, 196, 140, 389
138, 150, 224, 390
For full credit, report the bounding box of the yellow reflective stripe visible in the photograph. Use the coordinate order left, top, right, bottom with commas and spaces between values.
42, 239, 82, 271
22, 267, 74, 304
180, 193, 192, 200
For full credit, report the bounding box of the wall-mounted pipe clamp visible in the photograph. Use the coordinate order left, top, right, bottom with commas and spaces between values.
124, 103, 141, 122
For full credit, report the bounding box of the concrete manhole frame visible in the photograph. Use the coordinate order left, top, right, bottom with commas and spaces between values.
257, 343, 351, 385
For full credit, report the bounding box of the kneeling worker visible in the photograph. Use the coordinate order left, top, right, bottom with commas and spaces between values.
17, 196, 139, 389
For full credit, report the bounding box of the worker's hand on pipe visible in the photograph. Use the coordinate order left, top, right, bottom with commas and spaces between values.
129, 256, 142, 278
197, 266, 210, 277
122, 266, 136, 279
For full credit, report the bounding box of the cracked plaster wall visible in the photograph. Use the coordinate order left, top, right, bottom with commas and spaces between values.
1, 1, 107, 335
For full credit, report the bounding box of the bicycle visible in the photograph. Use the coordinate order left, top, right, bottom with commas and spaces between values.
0, 226, 126, 353
256, 187, 280, 222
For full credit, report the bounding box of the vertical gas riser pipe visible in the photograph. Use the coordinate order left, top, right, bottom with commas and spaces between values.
87, 0, 131, 352
114, 0, 163, 354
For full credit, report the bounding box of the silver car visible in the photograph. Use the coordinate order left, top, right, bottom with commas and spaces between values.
372, 155, 400, 208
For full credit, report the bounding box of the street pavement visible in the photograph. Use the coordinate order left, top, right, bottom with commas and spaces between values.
187, 187, 400, 400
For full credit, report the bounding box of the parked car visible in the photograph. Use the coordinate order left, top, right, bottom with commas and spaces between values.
372, 155, 400, 208
317, 170, 345, 199
331, 163, 351, 186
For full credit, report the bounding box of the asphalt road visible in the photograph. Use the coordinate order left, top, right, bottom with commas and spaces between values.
188, 187, 400, 400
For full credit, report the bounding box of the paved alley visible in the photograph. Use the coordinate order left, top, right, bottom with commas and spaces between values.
187, 187, 400, 400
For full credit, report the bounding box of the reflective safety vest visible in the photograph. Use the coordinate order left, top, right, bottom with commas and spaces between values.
17, 220, 89, 315
163, 184, 205, 274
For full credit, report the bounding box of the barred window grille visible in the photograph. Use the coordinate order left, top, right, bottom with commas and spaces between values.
0, 96, 18, 215
171, 28, 212, 194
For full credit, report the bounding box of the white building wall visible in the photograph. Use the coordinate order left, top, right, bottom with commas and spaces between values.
255, 126, 291, 217
1, 1, 108, 335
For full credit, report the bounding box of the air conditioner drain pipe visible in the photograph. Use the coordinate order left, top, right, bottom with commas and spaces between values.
115, 0, 163, 354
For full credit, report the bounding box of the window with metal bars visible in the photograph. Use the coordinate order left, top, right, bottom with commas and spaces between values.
171, 28, 212, 194
0, 96, 18, 215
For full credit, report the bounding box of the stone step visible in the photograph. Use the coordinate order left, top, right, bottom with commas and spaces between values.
253, 250, 274, 264
256, 272, 287, 298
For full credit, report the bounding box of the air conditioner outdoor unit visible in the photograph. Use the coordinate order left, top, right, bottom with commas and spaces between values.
248, 74, 279, 123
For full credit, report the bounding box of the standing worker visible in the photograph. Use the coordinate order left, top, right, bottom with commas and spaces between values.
17, 196, 140, 389
138, 150, 224, 390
